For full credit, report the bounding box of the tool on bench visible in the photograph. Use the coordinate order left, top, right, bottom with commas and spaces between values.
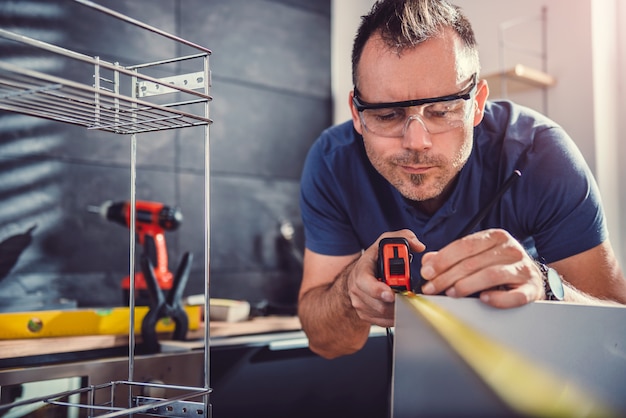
139, 251, 192, 354
0, 225, 36, 283
377, 237, 412, 292
88, 200, 183, 305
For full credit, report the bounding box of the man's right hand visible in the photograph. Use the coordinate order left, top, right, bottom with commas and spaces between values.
298, 229, 425, 358
345, 230, 425, 327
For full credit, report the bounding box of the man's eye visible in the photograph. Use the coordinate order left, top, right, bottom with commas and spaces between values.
371, 108, 405, 122
424, 100, 464, 118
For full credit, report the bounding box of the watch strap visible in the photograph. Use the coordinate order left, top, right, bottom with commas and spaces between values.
537, 262, 560, 301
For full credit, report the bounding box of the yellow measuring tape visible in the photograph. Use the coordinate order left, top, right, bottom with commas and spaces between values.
401, 292, 616, 417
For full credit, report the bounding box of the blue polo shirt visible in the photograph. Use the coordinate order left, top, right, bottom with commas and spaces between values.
300, 100, 606, 282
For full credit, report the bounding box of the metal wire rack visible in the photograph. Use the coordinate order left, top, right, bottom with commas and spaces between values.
0, 16, 212, 134
1, 381, 211, 418
0, 0, 213, 416
0, 58, 211, 134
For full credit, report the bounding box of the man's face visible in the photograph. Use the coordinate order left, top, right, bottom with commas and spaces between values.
350, 29, 487, 207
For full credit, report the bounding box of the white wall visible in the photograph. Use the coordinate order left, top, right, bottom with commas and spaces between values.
331, 0, 626, 269
331, 0, 375, 125
591, 0, 622, 265
618, 0, 626, 269
456, 1, 597, 169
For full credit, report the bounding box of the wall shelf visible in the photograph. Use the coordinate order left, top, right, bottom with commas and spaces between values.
487, 7, 555, 113
484, 64, 556, 97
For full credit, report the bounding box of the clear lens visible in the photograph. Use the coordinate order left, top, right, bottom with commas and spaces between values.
360, 97, 472, 137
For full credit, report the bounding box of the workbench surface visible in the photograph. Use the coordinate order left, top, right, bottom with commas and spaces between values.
0, 316, 301, 360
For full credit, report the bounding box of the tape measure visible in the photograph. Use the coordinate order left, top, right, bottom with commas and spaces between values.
400, 292, 617, 417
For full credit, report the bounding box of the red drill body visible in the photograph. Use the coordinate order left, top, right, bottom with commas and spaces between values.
92, 200, 183, 292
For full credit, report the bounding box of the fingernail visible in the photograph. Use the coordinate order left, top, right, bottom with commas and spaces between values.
446, 287, 457, 298
421, 264, 434, 279
381, 291, 394, 302
422, 282, 435, 294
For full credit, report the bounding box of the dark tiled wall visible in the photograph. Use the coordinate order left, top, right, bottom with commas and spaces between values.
0, 0, 331, 310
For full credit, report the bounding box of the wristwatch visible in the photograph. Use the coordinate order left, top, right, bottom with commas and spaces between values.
537, 262, 565, 301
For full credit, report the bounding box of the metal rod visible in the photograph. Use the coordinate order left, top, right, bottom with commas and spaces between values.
0, 28, 95, 61
498, 13, 542, 31
114, 61, 120, 129
73, 0, 212, 55
94, 56, 101, 126
128, 70, 139, 394
498, 22, 507, 98
541, 6, 549, 115
203, 53, 212, 416
126, 53, 210, 70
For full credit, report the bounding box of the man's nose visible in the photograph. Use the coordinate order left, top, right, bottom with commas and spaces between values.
401, 115, 432, 150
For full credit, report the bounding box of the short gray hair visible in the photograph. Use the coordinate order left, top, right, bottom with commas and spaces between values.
352, 0, 480, 87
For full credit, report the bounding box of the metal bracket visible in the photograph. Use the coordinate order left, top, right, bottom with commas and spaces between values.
134, 396, 206, 417
137, 72, 206, 97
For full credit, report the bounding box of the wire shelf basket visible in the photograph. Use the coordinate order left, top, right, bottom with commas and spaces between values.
0, 58, 211, 135
0, 24, 212, 135
2, 381, 211, 418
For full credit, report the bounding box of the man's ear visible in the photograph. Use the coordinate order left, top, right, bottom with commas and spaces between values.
472, 78, 490, 126
349, 91, 364, 135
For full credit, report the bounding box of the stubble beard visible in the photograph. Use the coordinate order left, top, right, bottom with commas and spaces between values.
365, 149, 445, 201
367, 142, 472, 203
396, 161, 448, 202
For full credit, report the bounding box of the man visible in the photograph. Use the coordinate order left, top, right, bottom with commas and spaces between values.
298, 0, 626, 360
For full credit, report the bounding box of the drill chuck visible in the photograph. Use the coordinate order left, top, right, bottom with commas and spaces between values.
155, 205, 183, 231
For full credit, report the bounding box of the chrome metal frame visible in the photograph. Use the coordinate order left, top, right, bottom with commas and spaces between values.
0, 0, 213, 416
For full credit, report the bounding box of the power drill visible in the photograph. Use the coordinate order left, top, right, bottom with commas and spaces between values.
89, 200, 183, 304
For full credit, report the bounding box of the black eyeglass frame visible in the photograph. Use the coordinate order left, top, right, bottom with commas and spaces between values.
352, 73, 478, 112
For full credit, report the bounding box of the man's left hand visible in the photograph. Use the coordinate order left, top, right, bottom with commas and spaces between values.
420, 228, 545, 308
